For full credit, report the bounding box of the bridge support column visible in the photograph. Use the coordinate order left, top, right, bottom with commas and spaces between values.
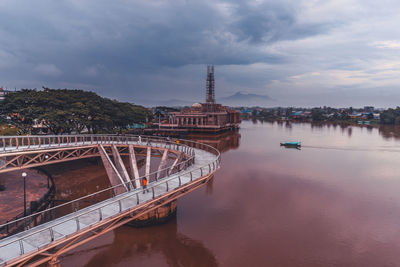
128, 200, 178, 227
98, 145, 128, 195
145, 147, 151, 181
156, 149, 168, 179
128, 145, 141, 189
168, 153, 182, 175
111, 145, 132, 189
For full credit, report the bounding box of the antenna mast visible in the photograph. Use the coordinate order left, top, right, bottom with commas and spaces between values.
206, 65, 215, 104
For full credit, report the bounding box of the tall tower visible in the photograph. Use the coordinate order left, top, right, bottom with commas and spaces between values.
206, 65, 215, 104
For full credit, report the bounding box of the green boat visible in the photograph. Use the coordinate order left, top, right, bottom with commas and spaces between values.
280, 141, 301, 148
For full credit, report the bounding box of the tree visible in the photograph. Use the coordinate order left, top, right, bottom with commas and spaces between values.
285, 107, 293, 118
2, 88, 152, 134
311, 108, 324, 121
380, 108, 398, 125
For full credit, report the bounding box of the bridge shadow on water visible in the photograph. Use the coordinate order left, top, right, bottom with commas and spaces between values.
62, 216, 219, 267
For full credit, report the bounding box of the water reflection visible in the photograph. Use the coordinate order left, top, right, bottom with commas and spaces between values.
188, 131, 240, 195
311, 122, 324, 129
285, 122, 292, 132
64, 217, 218, 267
379, 125, 400, 140
206, 176, 215, 195
189, 131, 241, 153
347, 127, 352, 137
54, 121, 400, 266
247, 119, 400, 141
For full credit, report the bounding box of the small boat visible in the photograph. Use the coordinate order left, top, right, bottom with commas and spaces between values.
280, 141, 301, 148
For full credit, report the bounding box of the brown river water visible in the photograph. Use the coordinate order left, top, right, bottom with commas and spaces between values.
48, 121, 400, 266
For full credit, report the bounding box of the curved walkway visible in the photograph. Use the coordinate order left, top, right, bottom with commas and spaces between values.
0, 135, 220, 267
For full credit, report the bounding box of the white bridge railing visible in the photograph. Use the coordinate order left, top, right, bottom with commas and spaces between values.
0, 135, 220, 265
0, 134, 193, 153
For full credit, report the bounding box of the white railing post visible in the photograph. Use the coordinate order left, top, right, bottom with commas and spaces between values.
98, 209, 102, 221
19, 239, 24, 255
50, 228, 55, 241
75, 218, 80, 231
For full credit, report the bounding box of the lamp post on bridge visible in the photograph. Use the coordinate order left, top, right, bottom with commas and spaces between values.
22, 171, 27, 217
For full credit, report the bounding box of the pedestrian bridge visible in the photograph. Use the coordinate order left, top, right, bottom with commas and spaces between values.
0, 135, 220, 267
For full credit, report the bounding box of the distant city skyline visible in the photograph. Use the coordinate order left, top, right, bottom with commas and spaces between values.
1, 0, 400, 107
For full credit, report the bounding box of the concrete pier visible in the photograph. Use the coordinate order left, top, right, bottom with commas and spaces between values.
128, 200, 177, 227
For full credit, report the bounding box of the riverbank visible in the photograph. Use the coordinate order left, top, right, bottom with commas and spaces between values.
250, 117, 381, 127
0, 169, 48, 224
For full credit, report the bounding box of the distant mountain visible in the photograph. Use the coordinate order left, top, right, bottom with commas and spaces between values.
218, 92, 273, 107
154, 98, 193, 107
137, 98, 193, 107
137, 92, 273, 107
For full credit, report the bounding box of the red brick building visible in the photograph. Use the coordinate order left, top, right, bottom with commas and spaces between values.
160, 66, 241, 133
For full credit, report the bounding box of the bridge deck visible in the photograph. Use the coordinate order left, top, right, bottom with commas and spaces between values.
0, 146, 218, 266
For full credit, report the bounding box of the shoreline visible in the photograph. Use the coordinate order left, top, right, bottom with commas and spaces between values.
247, 118, 382, 127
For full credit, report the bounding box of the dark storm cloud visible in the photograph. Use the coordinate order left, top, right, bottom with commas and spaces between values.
59, 0, 312, 73
1, 0, 399, 106
229, 0, 330, 44
0, 1, 325, 74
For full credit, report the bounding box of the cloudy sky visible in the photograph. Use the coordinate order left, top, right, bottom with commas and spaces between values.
1, 0, 400, 107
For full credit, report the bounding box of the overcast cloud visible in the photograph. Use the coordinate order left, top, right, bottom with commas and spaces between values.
1, 0, 400, 107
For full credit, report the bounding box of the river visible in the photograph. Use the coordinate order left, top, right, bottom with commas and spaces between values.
60, 120, 400, 266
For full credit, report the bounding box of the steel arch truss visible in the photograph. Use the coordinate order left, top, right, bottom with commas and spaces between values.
0, 145, 183, 174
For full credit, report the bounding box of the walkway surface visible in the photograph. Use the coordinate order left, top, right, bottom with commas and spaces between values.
0, 137, 219, 267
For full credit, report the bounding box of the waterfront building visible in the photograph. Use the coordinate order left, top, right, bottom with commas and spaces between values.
364, 106, 374, 112
159, 66, 241, 133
